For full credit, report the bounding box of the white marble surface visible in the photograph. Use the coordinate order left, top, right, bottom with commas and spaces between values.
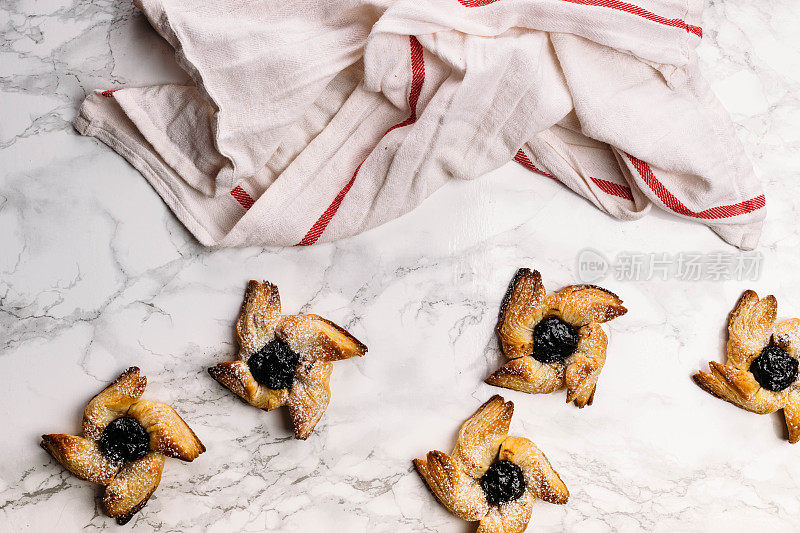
2, 1, 800, 531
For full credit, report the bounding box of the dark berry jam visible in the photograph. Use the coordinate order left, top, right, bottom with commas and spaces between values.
480, 460, 526, 506
750, 345, 798, 392
98, 417, 150, 463
248, 338, 300, 390
532, 316, 579, 363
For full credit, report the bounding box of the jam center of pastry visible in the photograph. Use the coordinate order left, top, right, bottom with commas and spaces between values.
750, 344, 798, 392
532, 316, 579, 363
480, 460, 526, 506
98, 417, 151, 463
248, 338, 301, 390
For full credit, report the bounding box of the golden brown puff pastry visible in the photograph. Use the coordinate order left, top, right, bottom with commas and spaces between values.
694, 290, 800, 443
41, 367, 204, 524
208, 280, 367, 439
486, 268, 627, 407
413, 395, 568, 533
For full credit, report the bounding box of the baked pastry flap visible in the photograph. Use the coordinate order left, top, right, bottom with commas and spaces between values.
41, 367, 204, 523
694, 290, 800, 443
210, 280, 367, 439
413, 395, 568, 532
488, 269, 626, 407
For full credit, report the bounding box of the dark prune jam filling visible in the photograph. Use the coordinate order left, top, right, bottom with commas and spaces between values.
750, 344, 798, 392
248, 338, 301, 390
532, 316, 579, 363
480, 460, 526, 506
98, 417, 150, 463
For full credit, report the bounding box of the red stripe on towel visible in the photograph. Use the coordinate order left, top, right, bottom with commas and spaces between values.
101, 90, 118, 97
514, 149, 634, 202
625, 154, 764, 219
297, 161, 365, 246
562, 0, 702, 37
297, 36, 426, 246
590, 177, 634, 201
457, 0, 501, 6
514, 150, 760, 216
230, 185, 255, 209
513, 149, 556, 179
458, 0, 702, 38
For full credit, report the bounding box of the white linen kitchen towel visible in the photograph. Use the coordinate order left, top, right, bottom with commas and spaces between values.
74, 0, 765, 249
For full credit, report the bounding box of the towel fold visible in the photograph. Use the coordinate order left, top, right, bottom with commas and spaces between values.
75, 0, 765, 249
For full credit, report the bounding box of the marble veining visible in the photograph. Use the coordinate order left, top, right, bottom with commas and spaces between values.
1, 0, 799, 531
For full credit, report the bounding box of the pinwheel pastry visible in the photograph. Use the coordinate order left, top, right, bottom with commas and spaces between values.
414, 395, 568, 532
40, 367, 205, 524
486, 268, 627, 407
208, 280, 367, 439
694, 290, 800, 443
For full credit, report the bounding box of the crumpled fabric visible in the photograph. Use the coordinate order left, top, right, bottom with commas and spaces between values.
74, 0, 764, 249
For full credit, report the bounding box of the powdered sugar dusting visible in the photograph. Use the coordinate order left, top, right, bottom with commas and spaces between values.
211, 281, 365, 439
41, 368, 204, 523
414, 396, 568, 531
490, 269, 625, 407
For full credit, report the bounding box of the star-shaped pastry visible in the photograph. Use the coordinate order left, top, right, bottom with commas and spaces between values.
486, 268, 627, 407
413, 395, 569, 532
208, 280, 367, 439
41, 367, 205, 524
694, 290, 800, 443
